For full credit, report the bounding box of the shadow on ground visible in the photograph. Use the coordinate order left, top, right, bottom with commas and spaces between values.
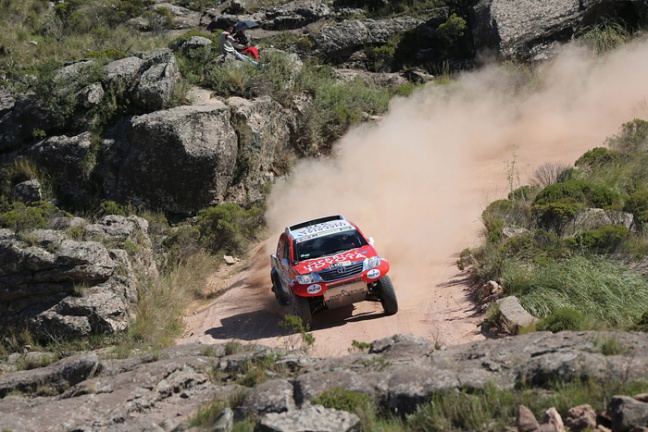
204, 303, 390, 342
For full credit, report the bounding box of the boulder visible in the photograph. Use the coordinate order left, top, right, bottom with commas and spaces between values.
312, 17, 424, 60
0, 92, 63, 151
607, 396, 648, 432
133, 49, 181, 111
99, 102, 238, 214
264, 0, 333, 30
11, 179, 42, 205
496, 296, 538, 334
565, 404, 597, 431
24, 131, 95, 204
471, 0, 648, 61
242, 378, 296, 415
256, 404, 361, 432
224, 96, 295, 203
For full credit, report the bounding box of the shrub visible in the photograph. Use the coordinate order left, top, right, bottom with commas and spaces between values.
311, 388, 372, 413
533, 180, 620, 233
575, 147, 619, 170
606, 119, 648, 155
624, 190, 648, 228
536, 308, 588, 332
196, 203, 264, 255
0, 201, 68, 231
508, 185, 540, 202
573, 225, 630, 253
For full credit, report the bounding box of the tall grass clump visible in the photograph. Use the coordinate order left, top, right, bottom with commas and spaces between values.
580, 19, 630, 54
125, 249, 218, 349
506, 256, 648, 329
405, 379, 648, 432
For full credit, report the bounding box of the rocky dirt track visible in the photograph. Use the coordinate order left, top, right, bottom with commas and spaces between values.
179, 40, 648, 357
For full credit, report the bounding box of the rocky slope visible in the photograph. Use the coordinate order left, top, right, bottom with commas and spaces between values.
1, 332, 647, 431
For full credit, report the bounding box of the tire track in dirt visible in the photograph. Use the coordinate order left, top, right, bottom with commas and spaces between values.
179, 40, 648, 357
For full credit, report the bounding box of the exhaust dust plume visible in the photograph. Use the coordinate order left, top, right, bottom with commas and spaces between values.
264, 40, 648, 298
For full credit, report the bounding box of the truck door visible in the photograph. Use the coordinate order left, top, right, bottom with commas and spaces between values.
277, 234, 292, 290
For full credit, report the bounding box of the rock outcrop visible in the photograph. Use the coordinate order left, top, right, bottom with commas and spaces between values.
0, 215, 154, 341
0, 332, 647, 431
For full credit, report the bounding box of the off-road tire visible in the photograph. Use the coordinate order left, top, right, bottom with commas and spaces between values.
271, 269, 291, 306
292, 294, 313, 328
377, 275, 398, 315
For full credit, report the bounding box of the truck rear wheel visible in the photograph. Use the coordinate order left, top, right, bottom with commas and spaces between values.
292, 294, 312, 328
377, 275, 398, 315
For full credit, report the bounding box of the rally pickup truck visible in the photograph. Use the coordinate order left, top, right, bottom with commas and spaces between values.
270, 215, 398, 326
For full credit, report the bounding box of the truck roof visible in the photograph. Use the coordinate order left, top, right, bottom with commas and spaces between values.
286, 215, 355, 243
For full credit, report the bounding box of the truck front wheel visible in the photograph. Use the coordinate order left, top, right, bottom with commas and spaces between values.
377, 275, 398, 315
292, 293, 312, 328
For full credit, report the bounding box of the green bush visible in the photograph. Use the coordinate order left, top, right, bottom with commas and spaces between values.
606, 119, 648, 155
534, 180, 618, 208
575, 147, 620, 169
533, 180, 620, 234
98, 200, 129, 217
624, 190, 648, 228
0, 202, 68, 231
536, 308, 588, 332
508, 185, 539, 202
196, 203, 263, 255
573, 225, 630, 253
311, 388, 372, 413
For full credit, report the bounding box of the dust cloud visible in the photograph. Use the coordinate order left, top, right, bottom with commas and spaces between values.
264, 39, 648, 298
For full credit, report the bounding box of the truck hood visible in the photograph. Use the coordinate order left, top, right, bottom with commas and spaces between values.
294, 246, 377, 274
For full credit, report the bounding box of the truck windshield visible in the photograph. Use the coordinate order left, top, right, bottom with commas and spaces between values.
295, 230, 367, 261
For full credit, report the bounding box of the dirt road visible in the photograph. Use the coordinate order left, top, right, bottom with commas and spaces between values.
179, 40, 648, 357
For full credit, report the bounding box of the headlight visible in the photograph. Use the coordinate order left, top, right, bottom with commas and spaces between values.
363, 256, 382, 270
295, 273, 319, 284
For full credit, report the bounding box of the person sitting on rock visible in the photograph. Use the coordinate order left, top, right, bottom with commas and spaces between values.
234, 30, 260, 60
218, 25, 263, 67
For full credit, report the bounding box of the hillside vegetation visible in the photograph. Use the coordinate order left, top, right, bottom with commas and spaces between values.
459, 119, 648, 333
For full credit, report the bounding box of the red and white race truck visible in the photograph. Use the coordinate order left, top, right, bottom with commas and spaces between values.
270, 215, 398, 326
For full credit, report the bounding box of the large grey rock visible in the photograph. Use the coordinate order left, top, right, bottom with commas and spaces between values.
256, 404, 361, 432
608, 396, 648, 432
100, 102, 238, 214
471, 0, 648, 61
133, 49, 181, 111
242, 378, 296, 415
566, 208, 634, 235
224, 96, 295, 203
0, 89, 16, 116
497, 296, 538, 334
264, 0, 333, 30
0, 92, 63, 151
11, 179, 42, 204
312, 17, 424, 58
